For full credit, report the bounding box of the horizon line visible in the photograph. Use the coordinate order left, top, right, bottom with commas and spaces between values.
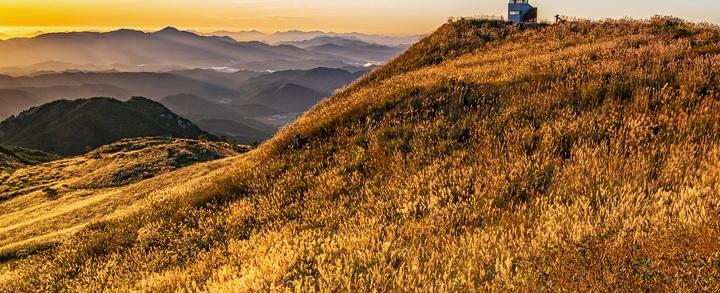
0, 25, 429, 39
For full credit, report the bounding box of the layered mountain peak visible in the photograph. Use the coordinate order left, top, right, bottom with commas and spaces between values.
156, 26, 182, 34
0, 97, 213, 155
106, 28, 145, 36
0, 26, 359, 72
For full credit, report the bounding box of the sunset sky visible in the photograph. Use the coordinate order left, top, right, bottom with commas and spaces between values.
0, 0, 718, 37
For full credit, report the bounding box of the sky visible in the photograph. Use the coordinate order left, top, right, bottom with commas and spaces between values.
0, 0, 718, 37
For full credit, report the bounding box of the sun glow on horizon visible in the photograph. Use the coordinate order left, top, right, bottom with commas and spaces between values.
0, 0, 718, 39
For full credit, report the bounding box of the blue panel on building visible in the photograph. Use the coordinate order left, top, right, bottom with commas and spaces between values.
508, 0, 537, 24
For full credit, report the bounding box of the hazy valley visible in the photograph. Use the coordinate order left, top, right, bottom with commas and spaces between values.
0, 27, 401, 73
0, 27, 404, 145
0, 66, 367, 144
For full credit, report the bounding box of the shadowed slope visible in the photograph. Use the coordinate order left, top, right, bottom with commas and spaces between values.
0, 97, 213, 155
2, 17, 720, 291
0, 145, 58, 173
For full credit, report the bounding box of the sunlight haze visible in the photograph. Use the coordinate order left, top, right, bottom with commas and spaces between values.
0, 0, 718, 37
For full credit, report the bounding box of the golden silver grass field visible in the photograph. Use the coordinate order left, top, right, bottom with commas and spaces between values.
2, 16, 720, 291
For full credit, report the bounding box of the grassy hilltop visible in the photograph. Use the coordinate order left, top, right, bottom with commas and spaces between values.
0, 138, 246, 263
2, 17, 720, 291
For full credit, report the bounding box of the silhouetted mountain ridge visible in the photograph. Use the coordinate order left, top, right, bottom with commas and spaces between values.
0, 97, 213, 155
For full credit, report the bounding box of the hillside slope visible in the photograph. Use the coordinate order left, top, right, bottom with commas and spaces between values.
0, 97, 213, 155
0, 137, 247, 261
0, 145, 58, 173
2, 17, 720, 291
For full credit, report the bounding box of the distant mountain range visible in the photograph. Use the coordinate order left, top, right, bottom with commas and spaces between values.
160, 67, 362, 142
0, 27, 416, 75
278, 36, 409, 63
0, 70, 248, 104
160, 94, 277, 143
0, 67, 364, 144
0, 67, 361, 112
0, 61, 185, 77
237, 67, 363, 97
0, 97, 212, 155
0, 27, 355, 73
0, 27, 396, 146
248, 83, 325, 113
206, 30, 423, 47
